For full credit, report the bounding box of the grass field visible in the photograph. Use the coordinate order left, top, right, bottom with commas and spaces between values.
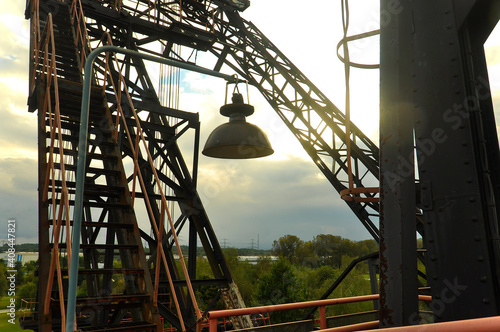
0, 296, 11, 308
0, 297, 29, 332
0, 312, 25, 332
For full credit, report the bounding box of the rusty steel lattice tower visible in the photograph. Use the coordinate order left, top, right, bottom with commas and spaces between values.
25, 1, 384, 331
23, 0, 500, 331
25, 0, 254, 331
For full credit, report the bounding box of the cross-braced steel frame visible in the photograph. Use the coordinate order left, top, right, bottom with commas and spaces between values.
26, 0, 500, 330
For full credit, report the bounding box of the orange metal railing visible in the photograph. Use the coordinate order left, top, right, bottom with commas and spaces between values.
70, 0, 90, 70
29, 1, 73, 330
206, 294, 432, 332
20, 298, 38, 321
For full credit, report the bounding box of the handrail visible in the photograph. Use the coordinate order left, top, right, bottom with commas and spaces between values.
20, 298, 38, 321
206, 294, 432, 332
66, 44, 237, 332
29, 1, 72, 331
70, 0, 91, 72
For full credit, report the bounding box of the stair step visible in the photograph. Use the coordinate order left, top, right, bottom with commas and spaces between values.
44, 115, 103, 131
47, 147, 119, 161
60, 268, 145, 275
51, 294, 150, 306
79, 321, 158, 332
48, 187, 123, 199
34, 57, 79, 74
49, 198, 130, 210
46, 99, 107, 118
48, 181, 125, 198
48, 220, 134, 229
54, 243, 138, 250
51, 179, 125, 189
49, 136, 115, 150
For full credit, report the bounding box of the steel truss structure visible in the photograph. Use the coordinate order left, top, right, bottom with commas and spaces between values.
23, 0, 500, 330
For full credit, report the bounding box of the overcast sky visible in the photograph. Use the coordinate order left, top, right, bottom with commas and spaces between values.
0, 1, 499, 249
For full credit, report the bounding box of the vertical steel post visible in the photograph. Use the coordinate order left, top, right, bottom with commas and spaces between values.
368, 256, 379, 311
209, 317, 217, 332
319, 306, 327, 329
412, 0, 500, 322
379, 0, 419, 326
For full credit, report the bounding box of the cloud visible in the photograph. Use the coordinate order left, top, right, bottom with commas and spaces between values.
0, 2, 34, 159
0, 158, 38, 243
486, 45, 500, 66
0, 81, 37, 159
0, 4, 30, 76
197, 156, 374, 248
7, 0, 499, 251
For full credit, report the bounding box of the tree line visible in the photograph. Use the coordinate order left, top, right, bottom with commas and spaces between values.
196, 234, 378, 323
0, 234, 378, 324
270, 234, 378, 268
0, 243, 38, 253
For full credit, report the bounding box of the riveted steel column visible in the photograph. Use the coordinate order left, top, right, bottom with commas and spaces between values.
412, 0, 500, 322
379, 0, 419, 327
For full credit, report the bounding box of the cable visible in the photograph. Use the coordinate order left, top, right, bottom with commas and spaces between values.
341, 0, 354, 192
339, 0, 380, 202
336, 29, 380, 69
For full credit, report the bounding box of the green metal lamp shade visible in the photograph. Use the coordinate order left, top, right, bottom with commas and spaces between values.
202, 115, 274, 159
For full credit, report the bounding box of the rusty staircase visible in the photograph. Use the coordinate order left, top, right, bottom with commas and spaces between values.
24, 1, 160, 330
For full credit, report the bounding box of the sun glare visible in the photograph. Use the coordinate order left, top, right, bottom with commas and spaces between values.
485, 24, 500, 139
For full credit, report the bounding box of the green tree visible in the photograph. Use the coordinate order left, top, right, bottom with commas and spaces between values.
271, 235, 304, 264
254, 258, 307, 322
254, 255, 274, 277
0, 260, 7, 296
311, 234, 349, 268
195, 249, 258, 311
23, 260, 39, 284
222, 248, 257, 306
15, 261, 25, 285
196, 273, 226, 311
297, 240, 319, 267
16, 282, 37, 309
326, 254, 373, 316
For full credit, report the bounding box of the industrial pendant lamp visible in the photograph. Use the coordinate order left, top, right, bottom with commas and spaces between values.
202, 82, 274, 159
